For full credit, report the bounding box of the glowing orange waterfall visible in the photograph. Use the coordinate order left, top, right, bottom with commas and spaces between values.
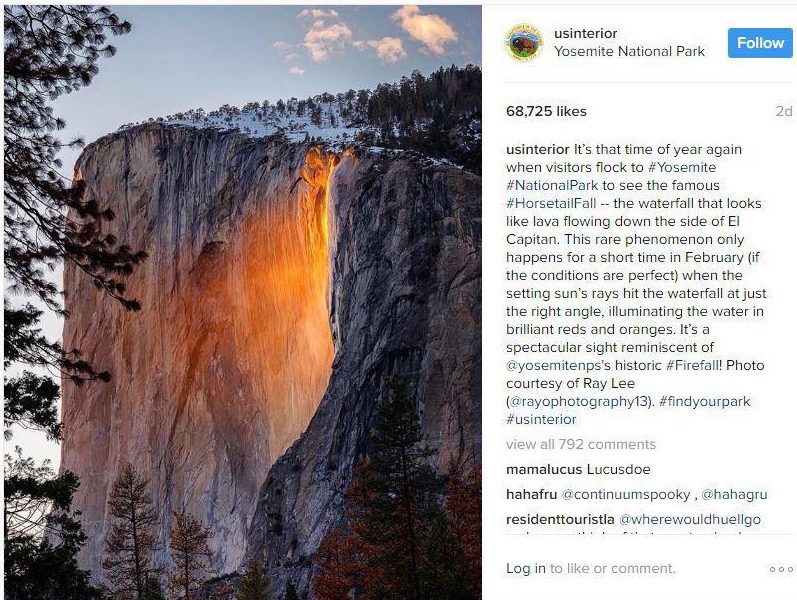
231, 147, 343, 463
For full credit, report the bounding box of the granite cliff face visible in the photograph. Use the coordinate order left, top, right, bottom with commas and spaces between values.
61, 123, 481, 591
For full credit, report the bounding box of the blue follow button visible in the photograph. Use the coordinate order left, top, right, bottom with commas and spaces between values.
728, 28, 793, 58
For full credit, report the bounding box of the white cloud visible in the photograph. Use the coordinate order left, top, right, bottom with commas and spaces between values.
355, 37, 407, 63
303, 22, 353, 62
391, 5, 458, 55
272, 40, 293, 49
289, 66, 306, 76
289, 7, 411, 64
297, 8, 338, 20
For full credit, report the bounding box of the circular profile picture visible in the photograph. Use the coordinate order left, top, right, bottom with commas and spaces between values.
506, 24, 543, 61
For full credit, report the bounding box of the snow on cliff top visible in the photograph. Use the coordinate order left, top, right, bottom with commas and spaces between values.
118, 99, 481, 150
116, 67, 482, 172
121, 102, 393, 148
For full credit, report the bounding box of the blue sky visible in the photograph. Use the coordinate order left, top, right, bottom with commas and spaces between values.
55, 5, 481, 174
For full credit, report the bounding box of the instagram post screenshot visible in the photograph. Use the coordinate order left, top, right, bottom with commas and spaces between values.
1, 2, 794, 600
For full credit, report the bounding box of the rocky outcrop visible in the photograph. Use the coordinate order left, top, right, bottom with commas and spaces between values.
60, 123, 481, 593
246, 145, 482, 594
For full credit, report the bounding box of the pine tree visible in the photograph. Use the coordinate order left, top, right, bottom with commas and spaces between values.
314, 379, 442, 600
4, 306, 103, 600
102, 464, 159, 599
236, 560, 271, 600
360, 379, 440, 600
4, 8, 141, 595
4, 5, 145, 313
284, 581, 299, 600
310, 107, 323, 127
140, 576, 167, 600
168, 510, 214, 599
446, 463, 481, 598
3, 448, 101, 600
422, 509, 472, 600
4, 304, 63, 438
312, 526, 362, 600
